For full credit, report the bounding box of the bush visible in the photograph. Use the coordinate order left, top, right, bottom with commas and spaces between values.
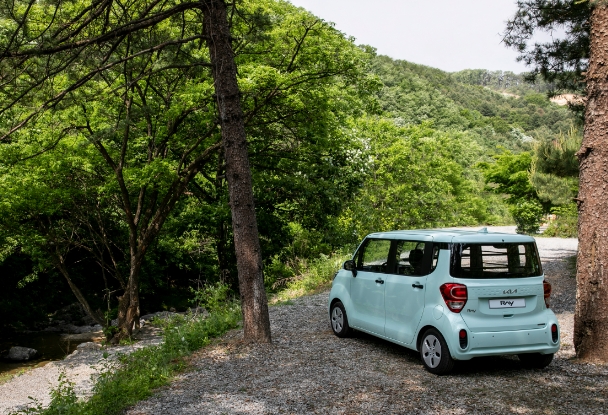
189, 281, 231, 313
511, 199, 544, 234
543, 204, 578, 238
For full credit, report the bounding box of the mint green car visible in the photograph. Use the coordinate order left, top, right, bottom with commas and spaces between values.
328, 229, 560, 375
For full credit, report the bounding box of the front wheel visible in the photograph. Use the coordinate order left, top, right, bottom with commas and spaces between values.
518, 353, 554, 369
330, 301, 351, 338
420, 328, 455, 375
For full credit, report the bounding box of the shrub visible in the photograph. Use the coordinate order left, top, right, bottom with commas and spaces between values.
544, 204, 578, 238
511, 198, 544, 234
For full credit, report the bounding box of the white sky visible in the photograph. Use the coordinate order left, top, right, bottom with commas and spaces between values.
287, 0, 546, 74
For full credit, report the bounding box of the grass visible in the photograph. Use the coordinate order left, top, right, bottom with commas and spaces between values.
10, 305, 241, 415
270, 250, 351, 304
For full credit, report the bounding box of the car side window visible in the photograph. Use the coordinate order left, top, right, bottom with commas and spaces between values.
356, 239, 392, 273
394, 240, 430, 276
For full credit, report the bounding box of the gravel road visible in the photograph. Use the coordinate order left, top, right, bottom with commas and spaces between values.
5, 228, 605, 415
124, 229, 606, 415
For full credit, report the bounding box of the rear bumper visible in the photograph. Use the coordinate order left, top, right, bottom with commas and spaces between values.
450, 326, 560, 360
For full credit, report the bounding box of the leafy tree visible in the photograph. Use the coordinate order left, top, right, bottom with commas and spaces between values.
531, 127, 581, 205
478, 150, 537, 203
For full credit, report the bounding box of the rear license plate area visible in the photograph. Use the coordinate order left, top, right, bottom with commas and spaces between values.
489, 298, 525, 309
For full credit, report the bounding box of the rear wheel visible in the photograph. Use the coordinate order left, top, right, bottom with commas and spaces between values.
330, 301, 352, 338
518, 353, 554, 369
420, 328, 455, 375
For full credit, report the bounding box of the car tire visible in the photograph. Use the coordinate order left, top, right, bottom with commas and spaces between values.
518, 353, 554, 369
419, 328, 455, 375
330, 301, 352, 338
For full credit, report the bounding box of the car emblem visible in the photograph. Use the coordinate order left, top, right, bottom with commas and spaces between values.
503, 289, 517, 294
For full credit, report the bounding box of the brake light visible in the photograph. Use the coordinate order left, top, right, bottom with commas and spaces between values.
440, 283, 468, 313
543, 280, 552, 309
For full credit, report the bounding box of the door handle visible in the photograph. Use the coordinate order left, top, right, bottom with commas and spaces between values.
375, 279, 385, 284
412, 283, 423, 289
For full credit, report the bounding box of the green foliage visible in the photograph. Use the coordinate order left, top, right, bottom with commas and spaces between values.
511, 199, 545, 234
272, 251, 351, 301
189, 282, 231, 313
0, 0, 375, 328
531, 127, 581, 205
479, 150, 536, 203
544, 204, 578, 237
339, 118, 491, 239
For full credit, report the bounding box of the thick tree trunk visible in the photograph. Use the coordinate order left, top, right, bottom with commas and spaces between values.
574, 3, 608, 362
203, 0, 271, 343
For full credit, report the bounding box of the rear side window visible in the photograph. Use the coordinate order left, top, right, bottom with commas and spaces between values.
450, 243, 542, 279
357, 239, 391, 273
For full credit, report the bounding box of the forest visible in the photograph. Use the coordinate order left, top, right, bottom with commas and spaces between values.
0, 0, 581, 334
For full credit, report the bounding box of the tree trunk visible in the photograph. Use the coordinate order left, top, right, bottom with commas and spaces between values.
113, 255, 143, 342
574, 3, 608, 362
203, 0, 271, 343
56, 261, 105, 327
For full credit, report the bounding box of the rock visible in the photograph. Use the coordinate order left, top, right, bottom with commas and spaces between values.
140, 311, 178, 321
42, 326, 62, 332
76, 342, 101, 351
187, 307, 209, 317
62, 331, 104, 342
4, 346, 38, 361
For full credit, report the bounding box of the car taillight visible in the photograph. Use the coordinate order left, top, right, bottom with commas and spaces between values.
551, 324, 559, 343
440, 283, 468, 313
543, 280, 552, 309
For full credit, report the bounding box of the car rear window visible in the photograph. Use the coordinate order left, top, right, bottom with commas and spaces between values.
450, 243, 542, 279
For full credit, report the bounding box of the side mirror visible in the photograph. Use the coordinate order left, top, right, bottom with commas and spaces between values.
343, 260, 357, 277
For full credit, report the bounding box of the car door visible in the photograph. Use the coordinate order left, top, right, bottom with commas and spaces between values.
384, 240, 433, 345
349, 238, 391, 335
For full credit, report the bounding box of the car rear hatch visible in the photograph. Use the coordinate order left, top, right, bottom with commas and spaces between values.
449, 237, 547, 333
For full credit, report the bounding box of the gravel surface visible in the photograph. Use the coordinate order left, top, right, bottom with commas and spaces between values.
4, 228, 602, 415
125, 230, 606, 415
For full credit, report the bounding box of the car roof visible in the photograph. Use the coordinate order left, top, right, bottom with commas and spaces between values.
365, 228, 536, 244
